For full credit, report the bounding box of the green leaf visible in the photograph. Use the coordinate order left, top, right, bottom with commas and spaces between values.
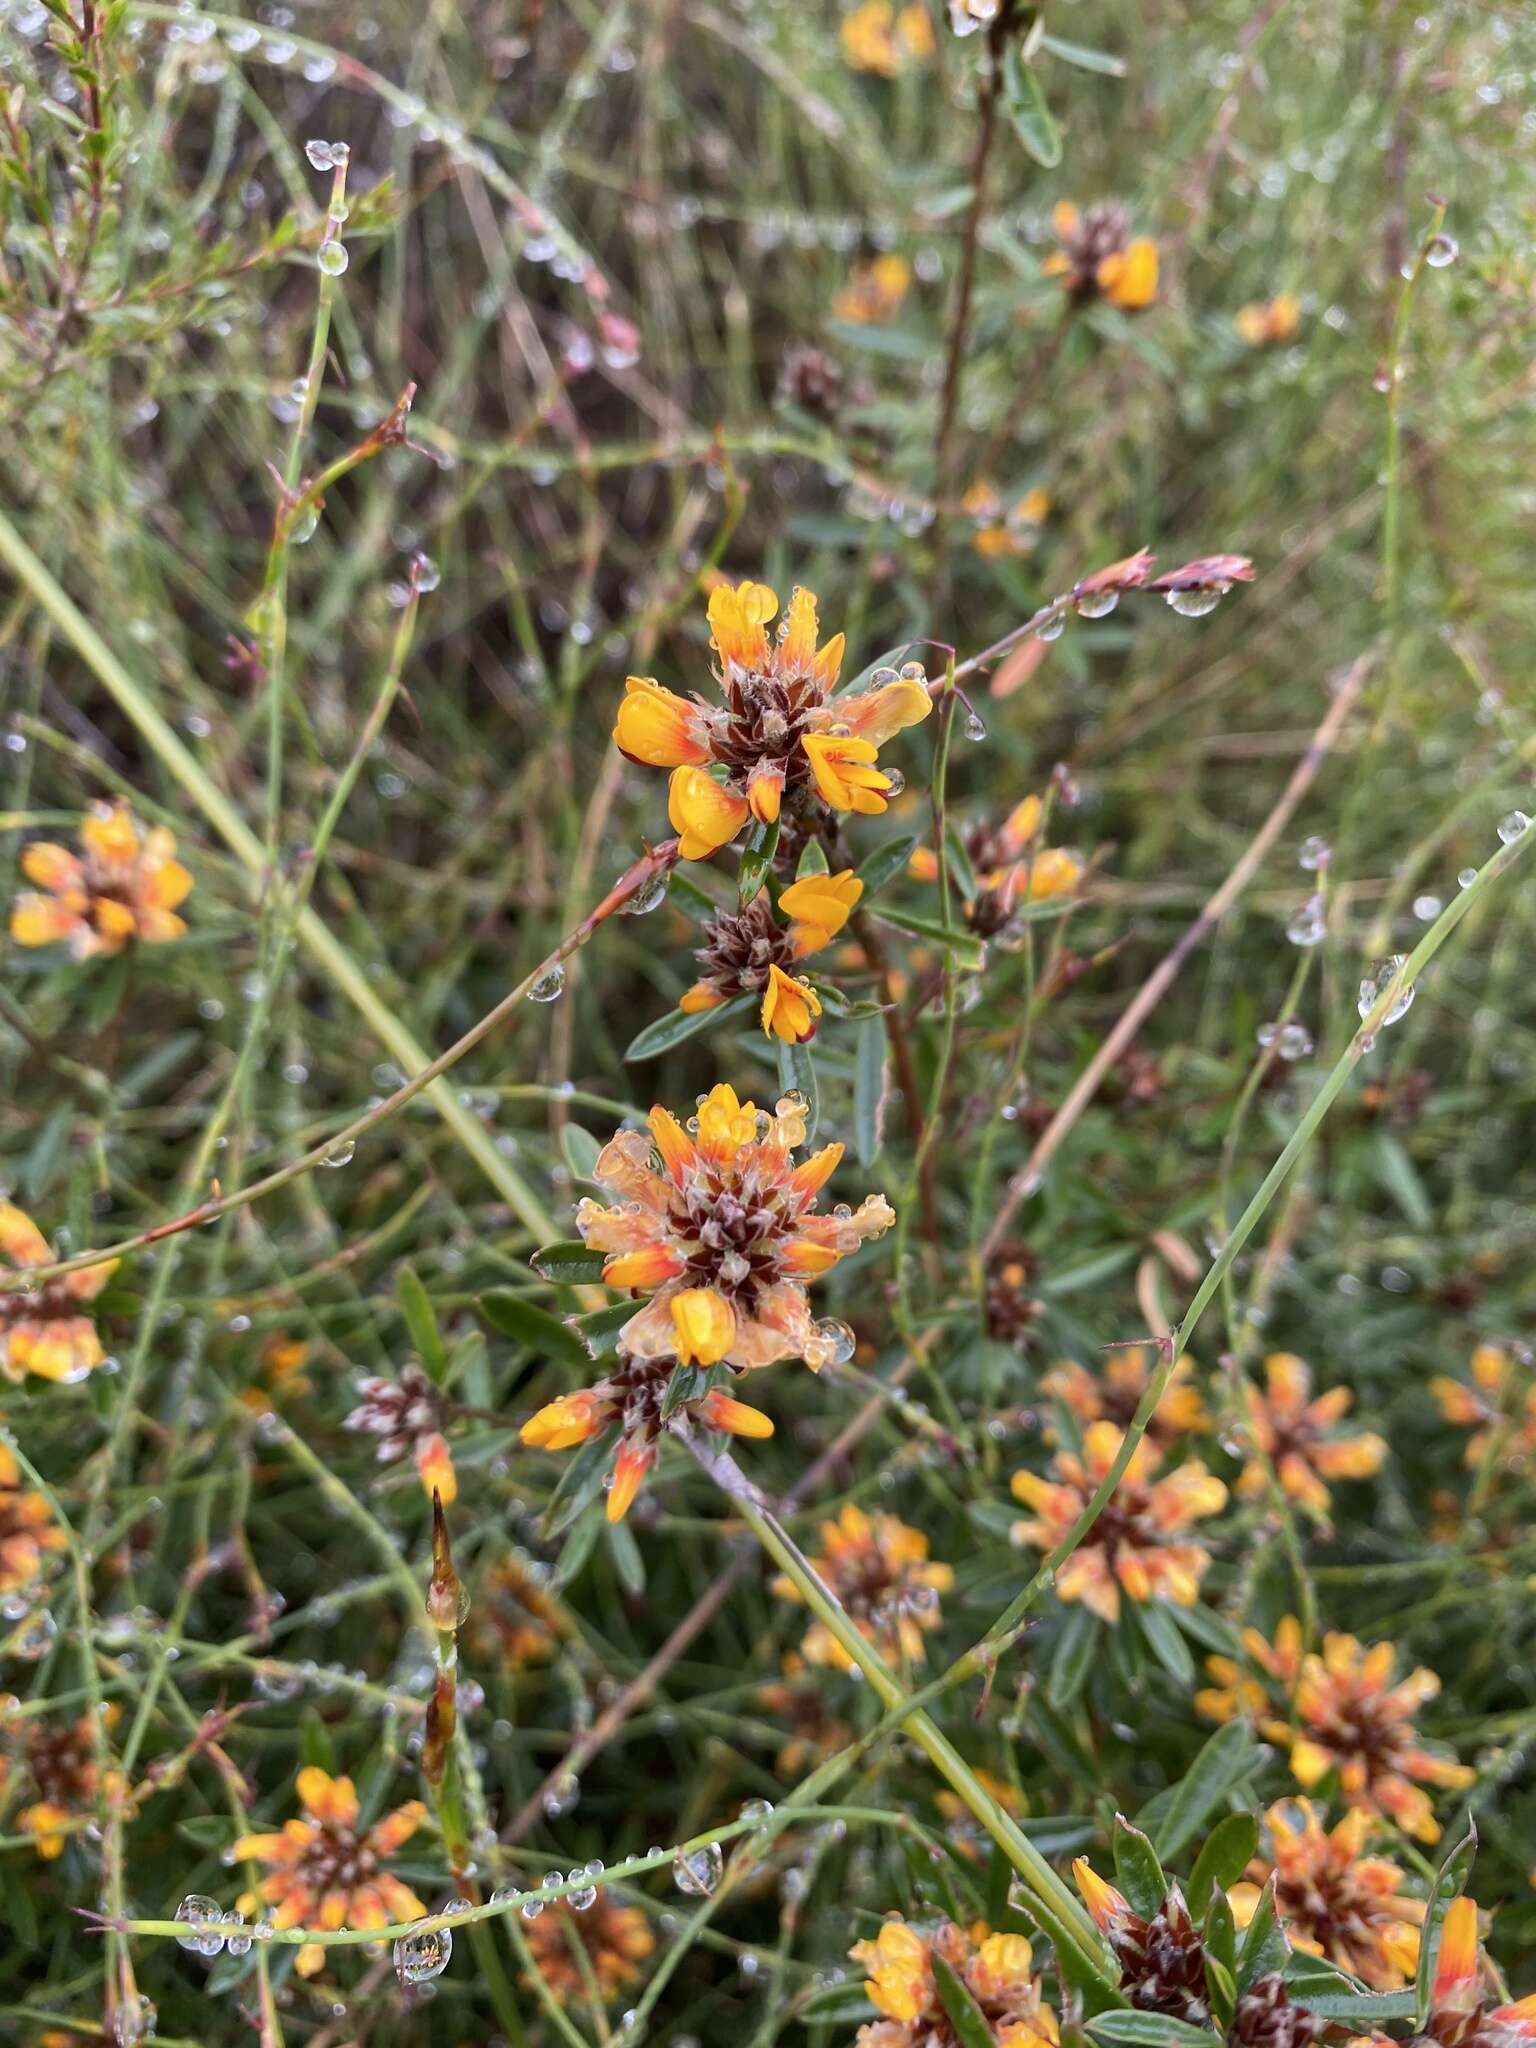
545, 1428, 618, 1536
799, 1980, 879, 2024
1205, 1954, 1236, 2032
667, 866, 724, 921
660, 1363, 707, 1420
931, 1950, 1003, 2048
738, 813, 780, 906
796, 837, 830, 878
1112, 1815, 1167, 1917
1002, 46, 1064, 168
572, 1300, 633, 1357
1138, 1600, 1196, 1685
396, 1265, 447, 1382
625, 992, 756, 1061
299, 1708, 335, 1772
854, 1012, 888, 1167
1039, 31, 1127, 75
1089, 2016, 1220, 2047
1415, 1820, 1476, 2025
22, 1103, 72, 1202
605, 1516, 646, 1594
1048, 1605, 1099, 1709
777, 1037, 819, 1142
1235, 1879, 1289, 1993
1285, 1960, 1415, 2022
531, 1240, 608, 1285
1370, 1129, 1433, 1228
873, 906, 986, 970
1187, 1813, 1259, 1917
479, 1291, 590, 1367
856, 833, 920, 898
1152, 1718, 1256, 1862
553, 1500, 604, 1586
561, 1123, 602, 1182
944, 821, 978, 903
1204, 1889, 1237, 1974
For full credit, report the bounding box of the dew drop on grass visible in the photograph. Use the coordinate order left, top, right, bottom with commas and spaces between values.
1298, 834, 1330, 871
1165, 586, 1222, 617
412, 554, 441, 592
620, 870, 668, 915
1497, 810, 1529, 843
1358, 955, 1415, 1027
1458, 867, 1477, 888
963, 710, 987, 742
304, 139, 336, 170
393, 1923, 452, 1984
174, 1895, 226, 1955
1424, 232, 1458, 268
1285, 895, 1326, 947
1034, 612, 1065, 642
740, 1797, 774, 1820
1277, 1022, 1313, 1061
317, 241, 349, 276
529, 965, 566, 1003
321, 1138, 356, 1168
673, 1841, 723, 1896
1075, 589, 1118, 619
112, 1995, 158, 2046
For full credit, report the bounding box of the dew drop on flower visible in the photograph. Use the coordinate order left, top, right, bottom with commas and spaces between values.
881, 768, 905, 798
1497, 810, 1529, 844
868, 666, 901, 688
673, 1842, 723, 1896
814, 1318, 857, 1365
620, 870, 668, 915
1424, 232, 1458, 268
899, 661, 927, 683
394, 1923, 452, 1984
1165, 586, 1222, 617
174, 1895, 226, 1956
317, 241, 349, 276
963, 710, 987, 742
529, 965, 566, 1003
1075, 589, 1118, 619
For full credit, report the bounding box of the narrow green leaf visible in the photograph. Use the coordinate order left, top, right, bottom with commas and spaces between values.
777, 1037, 819, 1142
1039, 31, 1127, 75
1002, 46, 1064, 168
531, 1240, 608, 1285
1048, 1605, 1099, 1709
553, 1500, 604, 1586
1152, 1719, 1256, 1861
561, 1122, 602, 1182
479, 1290, 590, 1367
545, 1428, 618, 1536
1112, 1815, 1167, 1917
1415, 1821, 1477, 2024
738, 813, 780, 906
667, 866, 724, 921
855, 833, 920, 898
1235, 1879, 1289, 1993
1138, 1600, 1196, 1685
396, 1265, 447, 1382
873, 905, 986, 970
1370, 1129, 1434, 1229
605, 1516, 646, 1594
854, 1012, 888, 1166
624, 992, 756, 1061
1089, 2015, 1220, 2047
932, 1951, 1004, 2048
1187, 1813, 1259, 1917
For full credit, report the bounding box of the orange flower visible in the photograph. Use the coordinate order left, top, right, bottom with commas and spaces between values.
521, 1891, 655, 2006
840, 0, 933, 76
1236, 1352, 1387, 1514
964, 482, 1051, 560
10, 801, 192, 959
774, 1504, 953, 1670
0, 1441, 65, 1595
1419, 1896, 1536, 2047
676, 876, 861, 1043
1235, 293, 1301, 347
1231, 1802, 1422, 1990
233, 1767, 428, 1976
1431, 1343, 1536, 1471
520, 1349, 776, 1521
573, 1082, 893, 1373
1010, 1422, 1227, 1623
834, 254, 912, 324
616, 582, 928, 857
0, 1204, 116, 1386
5, 1705, 121, 1860
1042, 1348, 1209, 1449
1044, 202, 1158, 311
758, 1656, 855, 1777
472, 1557, 560, 1670
1195, 1615, 1304, 1735
911, 794, 1082, 937
850, 1917, 1058, 2048
1286, 1634, 1474, 1842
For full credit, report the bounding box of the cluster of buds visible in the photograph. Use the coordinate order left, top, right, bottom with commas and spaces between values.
1416, 1896, 1536, 2048
1074, 1857, 1211, 2023
910, 791, 1082, 938
343, 1365, 456, 1503
678, 868, 863, 1043
1043, 202, 1159, 311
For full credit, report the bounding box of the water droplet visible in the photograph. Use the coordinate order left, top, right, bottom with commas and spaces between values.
620, 870, 669, 915
317, 241, 349, 276
868, 666, 901, 688
394, 1923, 452, 1983
1165, 586, 1222, 617
814, 1318, 857, 1365
1034, 611, 1065, 642
290, 502, 319, 544
222, 1911, 252, 1956
899, 661, 927, 683
881, 768, 905, 798
740, 1797, 774, 1820
112, 1995, 158, 2046
963, 710, 987, 742
304, 138, 336, 170
1424, 232, 1458, 268
1497, 810, 1529, 844
1412, 893, 1442, 921
1358, 955, 1415, 1027
412, 553, 441, 593
529, 965, 566, 1003
1285, 895, 1327, 947
321, 1138, 356, 1168
1277, 1022, 1313, 1061
673, 1841, 723, 1896
1298, 835, 1330, 872
175, 1895, 226, 1956
1075, 589, 1118, 619
1256, 1021, 1278, 1048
